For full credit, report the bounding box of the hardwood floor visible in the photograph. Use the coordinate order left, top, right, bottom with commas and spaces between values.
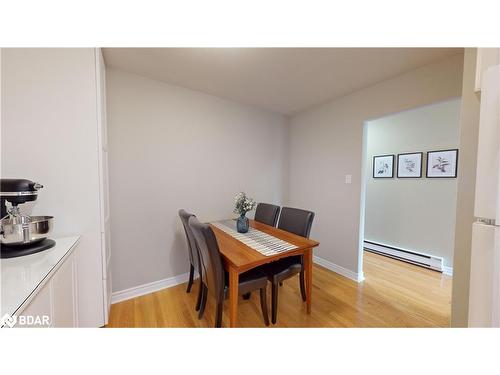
106, 251, 452, 328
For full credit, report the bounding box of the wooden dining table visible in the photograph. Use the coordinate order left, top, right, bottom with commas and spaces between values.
209, 219, 320, 327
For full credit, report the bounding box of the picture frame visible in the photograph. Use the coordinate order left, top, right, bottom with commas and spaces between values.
426, 149, 458, 178
373, 154, 394, 178
397, 152, 423, 178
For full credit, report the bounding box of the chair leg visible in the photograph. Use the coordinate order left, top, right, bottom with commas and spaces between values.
186, 264, 195, 293
195, 279, 203, 311
198, 284, 207, 320
259, 287, 270, 326
242, 292, 251, 300
271, 282, 278, 325
299, 270, 307, 302
215, 301, 223, 328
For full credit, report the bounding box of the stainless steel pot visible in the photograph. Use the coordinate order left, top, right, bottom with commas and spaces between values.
0, 216, 54, 246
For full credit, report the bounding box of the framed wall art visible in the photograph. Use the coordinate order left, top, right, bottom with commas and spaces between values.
426, 149, 458, 178
397, 152, 423, 178
373, 154, 394, 178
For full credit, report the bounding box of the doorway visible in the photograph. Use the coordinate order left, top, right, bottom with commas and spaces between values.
358, 99, 462, 318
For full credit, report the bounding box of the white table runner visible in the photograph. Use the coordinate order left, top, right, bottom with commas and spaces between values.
211, 220, 298, 256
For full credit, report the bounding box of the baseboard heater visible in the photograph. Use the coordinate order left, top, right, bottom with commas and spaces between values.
363, 240, 444, 272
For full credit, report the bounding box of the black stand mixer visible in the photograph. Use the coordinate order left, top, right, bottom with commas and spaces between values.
1, 179, 56, 258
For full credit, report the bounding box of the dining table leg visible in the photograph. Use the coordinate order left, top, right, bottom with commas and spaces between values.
304, 248, 313, 313
228, 265, 239, 327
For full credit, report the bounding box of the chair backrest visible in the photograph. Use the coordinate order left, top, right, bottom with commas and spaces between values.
277, 207, 315, 238
178, 209, 199, 269
254, 203, 281, 227
188, 216, 225, 300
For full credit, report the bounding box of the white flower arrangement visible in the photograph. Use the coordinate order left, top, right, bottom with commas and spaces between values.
233, 192, 256, 216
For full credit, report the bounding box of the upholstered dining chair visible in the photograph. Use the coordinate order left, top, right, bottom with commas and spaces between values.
188, 216, 270, 327
178, 210, 204, 315
263, 207, 315, 324
254, 203, 281, 227
241, 203, 281, 301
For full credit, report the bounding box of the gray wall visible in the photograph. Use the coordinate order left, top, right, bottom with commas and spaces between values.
106, 68, 289, 292
364, 99, 461, 268
451, 49, 481, 327
288, 54, 464, 278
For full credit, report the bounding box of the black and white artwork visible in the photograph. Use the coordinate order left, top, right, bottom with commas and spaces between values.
373, 155, 394, 178
426, 149, 458, 178
397, 152, 423, 178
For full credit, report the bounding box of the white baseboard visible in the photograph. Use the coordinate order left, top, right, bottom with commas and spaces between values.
112, 257, 367, 304
111, 272, 191, 304
443, 266, 453, 276
111, 256, 448, 305
313, 255, 365, 283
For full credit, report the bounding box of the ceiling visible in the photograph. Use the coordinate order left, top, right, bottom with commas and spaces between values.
103, 48, 463, 115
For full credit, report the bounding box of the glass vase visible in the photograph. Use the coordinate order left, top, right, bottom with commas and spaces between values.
237, 213, 249, 233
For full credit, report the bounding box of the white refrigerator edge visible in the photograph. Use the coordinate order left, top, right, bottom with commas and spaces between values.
468, 63, 500, 327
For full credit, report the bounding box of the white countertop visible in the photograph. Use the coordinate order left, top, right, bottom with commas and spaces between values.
1, 236, 80, 317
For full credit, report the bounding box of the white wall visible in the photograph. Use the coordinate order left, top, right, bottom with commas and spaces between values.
364, 99, 461, 268
1, 49, 105, 327
106, 68, 288, 292
288, 54, 463, 278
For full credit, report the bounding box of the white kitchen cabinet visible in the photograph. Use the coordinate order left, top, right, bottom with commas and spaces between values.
8, 239, 79, 328
52, 252, 78, 327
17, 280, 53, 328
